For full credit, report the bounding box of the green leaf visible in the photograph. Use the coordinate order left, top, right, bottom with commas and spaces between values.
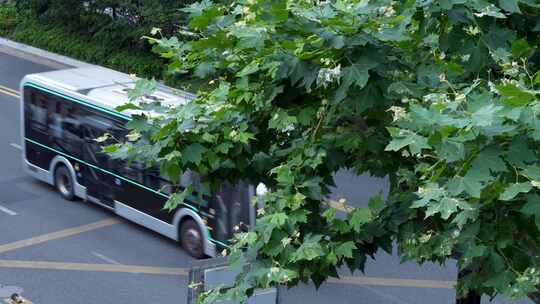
163, 188, 190, 211
194, 62, 215, 78
452, 209, 479, 229
471, 104, 502, 127
507, 136, 536, 168
180, 0, 212, 16
499, 0, 521, 13
385, 128, 431, 155
229, 26, 267, 50
335, 241, 357, 259
269, 212, 288, 226
470, 148, 507, 175
237, 61, 260, 77
438, 138, 465, 162
126, 116, 150, 132
189, 6, 221, 29
460, 244, 487, 269
268, 110, 297, 130
115, 103, 141, 112
127, 79, 157, 102
368, 194, 385, 214
291, 234, 325, 262
182, 144, 207, 165
334, 61, 377, 102
425, 197, 461, 220
412, 183, 445, 208
447, 176, 483, 198
497, 83, 535, 107
511, 39, 530, 57
349, 208, 372, 232
322, 208, 337, 221
523, 166, 540, 180
272, 165, 294, 186
341, 63, 371, 89
267, 267, 298, 284
520, 195, 540, 216
485, 271, 515, 291
499, 182, 532, 201
520, 195, 540, 231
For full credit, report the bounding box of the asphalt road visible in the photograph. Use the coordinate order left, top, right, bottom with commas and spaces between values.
0, 49, 530, 304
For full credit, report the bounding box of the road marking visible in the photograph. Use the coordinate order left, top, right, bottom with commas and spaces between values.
0, 85, 18, 95
0, 218, 120, 254
0, 260, 188, 276
9, 143, 21, 150
0, 205, 17, 216
0, 86, 18, 99
0, 258, 454, 289
91, 251, 121, 265
328, 276, 455, 289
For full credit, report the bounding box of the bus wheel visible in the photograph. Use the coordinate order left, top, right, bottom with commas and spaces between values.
180, 219, 205, 259
54, 165, 75, 201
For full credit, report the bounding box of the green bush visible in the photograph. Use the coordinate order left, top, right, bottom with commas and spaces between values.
0, 3, 164, 78
14, 0, 195, 49
0, 4, 20, 36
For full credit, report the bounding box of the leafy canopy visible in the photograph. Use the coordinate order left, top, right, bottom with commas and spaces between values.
112, 0, 540, 302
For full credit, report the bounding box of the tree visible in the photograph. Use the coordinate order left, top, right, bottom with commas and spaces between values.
14, 0, 197, 50
110, 0, 540, 303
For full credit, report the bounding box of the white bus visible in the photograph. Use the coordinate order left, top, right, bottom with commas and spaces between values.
20, 67, 258, 258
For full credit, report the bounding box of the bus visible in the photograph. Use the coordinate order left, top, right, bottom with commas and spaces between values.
20, 67, 259, 258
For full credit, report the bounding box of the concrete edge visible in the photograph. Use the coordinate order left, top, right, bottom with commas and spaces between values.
0, 36, 95, 69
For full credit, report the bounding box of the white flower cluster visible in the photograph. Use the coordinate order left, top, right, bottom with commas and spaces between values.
388, 106, 407, 122
317, 65, 341, 88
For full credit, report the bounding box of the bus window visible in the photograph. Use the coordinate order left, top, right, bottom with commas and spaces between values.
50, 99, 83, 157
27, 90, 51, 135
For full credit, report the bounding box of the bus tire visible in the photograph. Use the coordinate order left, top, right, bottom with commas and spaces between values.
54, 165, 75, 201
180, 219, 205, 259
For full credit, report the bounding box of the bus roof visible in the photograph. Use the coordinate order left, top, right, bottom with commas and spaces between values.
22, 67, 196, 117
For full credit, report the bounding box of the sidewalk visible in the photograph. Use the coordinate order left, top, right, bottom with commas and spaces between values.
0, 37, 92, 69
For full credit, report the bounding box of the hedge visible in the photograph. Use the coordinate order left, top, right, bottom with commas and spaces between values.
0, 3, 201, 90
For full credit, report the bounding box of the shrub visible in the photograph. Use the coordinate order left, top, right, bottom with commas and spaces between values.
0, 7, 164, 78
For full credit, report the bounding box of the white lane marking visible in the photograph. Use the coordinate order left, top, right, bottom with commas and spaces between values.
10, 143, 22, 150
91, 251, 122, 265
0, 205, 17, 216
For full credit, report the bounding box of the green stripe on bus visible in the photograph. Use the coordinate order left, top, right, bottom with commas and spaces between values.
209, 238, 229, 248
24, 83, 132, 121
24, 137, 198, 211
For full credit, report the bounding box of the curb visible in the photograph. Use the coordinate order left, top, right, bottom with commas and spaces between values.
0, 37, 94, 69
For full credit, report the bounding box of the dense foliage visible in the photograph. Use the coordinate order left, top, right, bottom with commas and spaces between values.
0, 6, 162, 78
14, 0, 196, 50
0, 2, 208, 88
110, 0, 540, 303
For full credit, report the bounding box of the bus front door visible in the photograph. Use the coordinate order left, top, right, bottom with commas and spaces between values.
81, 125, 115, 208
